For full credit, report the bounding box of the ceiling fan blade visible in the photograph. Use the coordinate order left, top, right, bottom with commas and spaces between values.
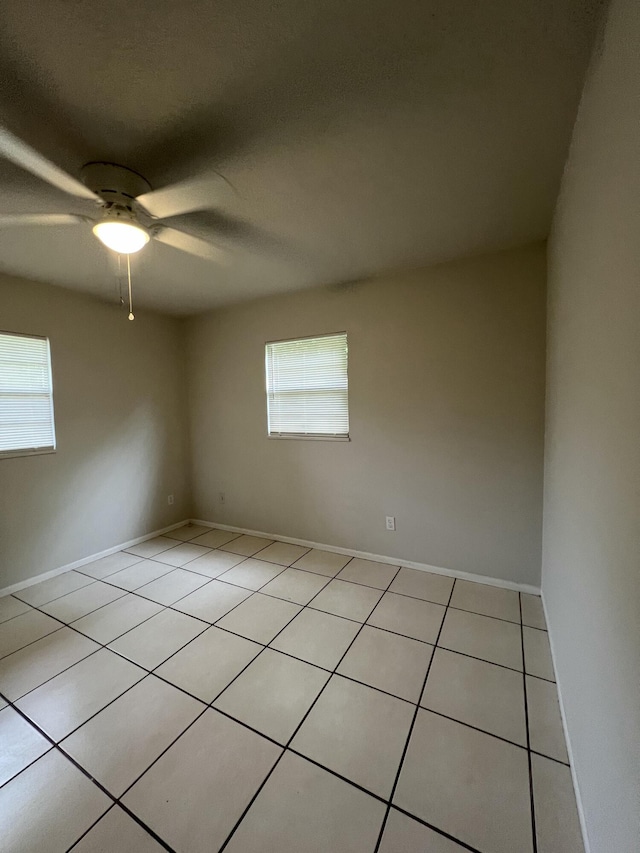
0, 127, 98, 202
136, 174, 230, 220
154, 226, 227, 262
0, 213, 87, 227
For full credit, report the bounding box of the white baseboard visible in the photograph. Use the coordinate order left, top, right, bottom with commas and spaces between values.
540, 592, 591, 853
0, 519, 190, 598
190, 518, 541, 595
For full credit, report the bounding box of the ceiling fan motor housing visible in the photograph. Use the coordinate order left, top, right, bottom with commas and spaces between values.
81, 162, 152, 216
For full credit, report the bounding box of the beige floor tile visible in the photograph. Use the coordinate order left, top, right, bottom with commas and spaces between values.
0, 595, 31, 623
79, 552, 143, 580
526, 675, 568, 762
135, 568, 210, 605
151, 542, 211, 567
16, 648, 144, 741
336, 557, 399, 590
103, 559, 174, 591
70, 805, 165, 852
532, 753, 584, 853
215, 649, 329, 744
270, 608, 360, 670
15, 571, 94, 607
421, 647, 527, 745
0, 750, 110, 853
182, 549, 246, 577
379, 808, 470, 853
439, 608, 523, 670
310, 578, 383, 622
62, 675, 202, 796
524, 627, 555, 680
367, 592, 445, 643
450, 579, 521, 623
155, 627, 261, 702
0, 627, 99, 701
165, 524, 210, 542
72, 594, 163, 645
190, 529, 242, 549
172, 579, 252, 623
292, 675, 413, 798
216, 593, 301, 644
521, 593, 546, 629
218, 558, 287, 590
255, 542, 310, 566
41, 582, 126, 623
122, 709, 281, 853
0, 706, 51, 786
388, 567, 454, 605
0, 610, 61, 659
109, 609, 206, 670
224, 751, 385, 853
395, 709, 533, 853
261, 567, 330, 605
291, 548, 352, 577
219, 534, 274, 556
125, 537, 179, 558
337, 625, 433, 702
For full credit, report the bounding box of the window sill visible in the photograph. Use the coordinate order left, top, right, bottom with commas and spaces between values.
0, 448, 56, 460
268, 434, 350, 442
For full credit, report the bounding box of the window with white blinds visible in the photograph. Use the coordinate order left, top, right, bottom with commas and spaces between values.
265, 332, 349, 439
0, 332, 56, 457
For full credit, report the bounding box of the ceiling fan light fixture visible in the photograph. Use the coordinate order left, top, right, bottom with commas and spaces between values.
92, 219, 150, 254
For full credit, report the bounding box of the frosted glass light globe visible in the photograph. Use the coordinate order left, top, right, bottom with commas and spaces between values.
93, 220, 150, 254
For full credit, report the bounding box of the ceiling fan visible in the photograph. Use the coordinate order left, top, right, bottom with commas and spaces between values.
0, 126, 228, 262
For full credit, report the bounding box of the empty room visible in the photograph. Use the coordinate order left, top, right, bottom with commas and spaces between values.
0, 1, 637, 852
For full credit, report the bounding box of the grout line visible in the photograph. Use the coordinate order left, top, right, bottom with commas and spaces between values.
3, 563, 557, 733
0, 623, 65, 664
14, 540, 548, 635
110, 566, 323, 806
390, 804, 484, 853
2, 545, 559, 853
0, 687, 178, 853
418, 704, 529, 752
2, 572, 555, 724
285, 747, 389, 804
108, 552, 328, 806
529, 748, 570, 768
12, 575, 98, 608
373, 577, 457, 852
520, 592, 539, 853
215, 561, 401, 853
64, 802, 118, 852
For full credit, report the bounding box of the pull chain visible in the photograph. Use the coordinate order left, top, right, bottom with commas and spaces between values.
127, 254, 135, 321
117, 254, 124, 306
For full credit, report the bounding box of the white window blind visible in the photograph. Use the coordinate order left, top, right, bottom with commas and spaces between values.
265, 333, 349, 438
0, 332, 56, 456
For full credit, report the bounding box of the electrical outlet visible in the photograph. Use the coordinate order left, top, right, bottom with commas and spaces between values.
385, 516, 396, 531
219, 492, 225, 504
167, 494, 174, 505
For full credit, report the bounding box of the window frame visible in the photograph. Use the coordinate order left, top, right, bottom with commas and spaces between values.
0, 329, 57, 460
265, 331, 350, 442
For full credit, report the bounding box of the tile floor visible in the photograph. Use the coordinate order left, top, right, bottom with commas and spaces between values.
0, 525, 584, 853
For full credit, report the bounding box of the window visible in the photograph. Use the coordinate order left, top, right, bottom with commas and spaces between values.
265, 332, 349, 439
0, 331, 56, 458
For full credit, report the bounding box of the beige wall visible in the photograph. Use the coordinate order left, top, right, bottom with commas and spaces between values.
0, 275, 191, 589
187, 244, 546, 586
542, 0, 640, 850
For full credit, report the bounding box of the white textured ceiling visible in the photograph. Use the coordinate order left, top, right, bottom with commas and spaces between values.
0, 0, 601, 315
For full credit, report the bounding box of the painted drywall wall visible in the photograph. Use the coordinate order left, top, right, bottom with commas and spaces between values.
542, 0, 640, 849
186, 244, 546, 586
0, 275, 191, 589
